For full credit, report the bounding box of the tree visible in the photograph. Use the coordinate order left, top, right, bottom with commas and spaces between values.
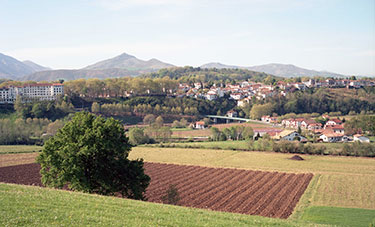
128, 127, 149, 145
250, 103, 274, 120
143, 114, 156, 125
155, 116, 164, 128
91, 102, 101, 113
37, 112, 150, 200
242, 126, 254, 140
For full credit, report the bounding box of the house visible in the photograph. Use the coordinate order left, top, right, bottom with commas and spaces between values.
273, 130, 306, 141
261, 115, 277, 123
326, 124, 345, 134
307, 123, 322, 131
206, 90, 217, 101
319, 132, 344, 142
301, 119, 317, 129
325, 118, 342, 127
230, 93, 243, 100
353, 134, 370, 143
237, 97, 250, 107
195, 121, 205, 129
241, 81, 250, 88
194, 83, 202, 89
254, 128, 284, 139
226, 110, 238, 118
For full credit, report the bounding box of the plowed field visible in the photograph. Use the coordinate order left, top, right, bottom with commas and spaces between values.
0, 162, 312, 218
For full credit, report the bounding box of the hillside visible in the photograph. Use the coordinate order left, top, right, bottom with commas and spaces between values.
22, 60, 50, 72
201, 62, 345, 78
0, 53, 35, 79
144, 66, 277, 82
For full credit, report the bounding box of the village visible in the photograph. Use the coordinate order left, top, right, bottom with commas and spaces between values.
175, 78, 375, 108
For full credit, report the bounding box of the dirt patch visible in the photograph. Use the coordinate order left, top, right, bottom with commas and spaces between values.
0, 162, 312, 219
290, 155, 304, 161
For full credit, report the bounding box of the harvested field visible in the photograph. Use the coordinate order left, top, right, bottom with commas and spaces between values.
0, 153, 38, 167
0, 162, 312, 219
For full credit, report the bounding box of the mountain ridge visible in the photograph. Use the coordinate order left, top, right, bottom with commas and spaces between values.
201, 62, 345, 78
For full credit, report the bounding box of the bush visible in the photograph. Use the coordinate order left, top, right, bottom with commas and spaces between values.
162, 184, 180, 205
37, 112, 150, 200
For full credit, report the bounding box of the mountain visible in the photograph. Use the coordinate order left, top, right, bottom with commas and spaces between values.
24, 52, 175, 81
23, 60, 51, 72
0, 53, 36, 79
247, 63, 344, 78
84, 52, 174, 71
201, 62, 345, 78
23, 68, 139, 81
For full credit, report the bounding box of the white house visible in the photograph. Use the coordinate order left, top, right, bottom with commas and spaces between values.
273, 130, 306, 141
353, 134, 370, 143
206, 90, 217, 101
0, 83, 64, 104
195, 121, 205, 129
319, 132, 344, 142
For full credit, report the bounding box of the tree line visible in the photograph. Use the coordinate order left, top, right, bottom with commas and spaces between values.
92, 96, 236, 117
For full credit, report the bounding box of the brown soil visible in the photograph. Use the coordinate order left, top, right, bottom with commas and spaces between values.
290, 155, 304, 161
0, 162, 312, 219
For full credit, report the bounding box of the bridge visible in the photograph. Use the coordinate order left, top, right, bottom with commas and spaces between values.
205, 115, 269, 124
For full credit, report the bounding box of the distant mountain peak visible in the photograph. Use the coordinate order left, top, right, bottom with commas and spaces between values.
115, 52, 136, 60
84, 52, 174, 71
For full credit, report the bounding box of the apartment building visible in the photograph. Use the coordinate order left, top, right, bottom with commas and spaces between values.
0, 83, 64, 104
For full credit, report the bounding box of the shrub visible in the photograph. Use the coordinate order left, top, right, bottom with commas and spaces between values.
162, 184, 180, 205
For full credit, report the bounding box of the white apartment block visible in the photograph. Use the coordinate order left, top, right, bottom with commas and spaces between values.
0, 83, 64, 104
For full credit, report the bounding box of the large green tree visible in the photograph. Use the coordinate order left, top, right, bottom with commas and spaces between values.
37, 112, 150, 200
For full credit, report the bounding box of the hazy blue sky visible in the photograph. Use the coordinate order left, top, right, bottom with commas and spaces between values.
1, 0, 374, 75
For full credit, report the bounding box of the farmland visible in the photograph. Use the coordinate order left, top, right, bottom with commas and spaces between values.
0, 145, 41, 154
1, 146, 375, 226
0, 152, 38, 167
129, 147, 375, 210
0, 162, 312, 219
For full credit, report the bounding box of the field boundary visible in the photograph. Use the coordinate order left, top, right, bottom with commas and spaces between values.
289, 174, 321, 220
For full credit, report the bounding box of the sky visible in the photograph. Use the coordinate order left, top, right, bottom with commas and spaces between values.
0, 0, 374, 76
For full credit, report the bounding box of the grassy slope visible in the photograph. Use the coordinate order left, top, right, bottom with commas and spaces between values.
0, 183, 316, 227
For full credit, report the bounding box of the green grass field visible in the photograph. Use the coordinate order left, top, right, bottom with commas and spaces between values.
300, 206, 375, 227
0, 183, 318, 227
0, 145, 42, 154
